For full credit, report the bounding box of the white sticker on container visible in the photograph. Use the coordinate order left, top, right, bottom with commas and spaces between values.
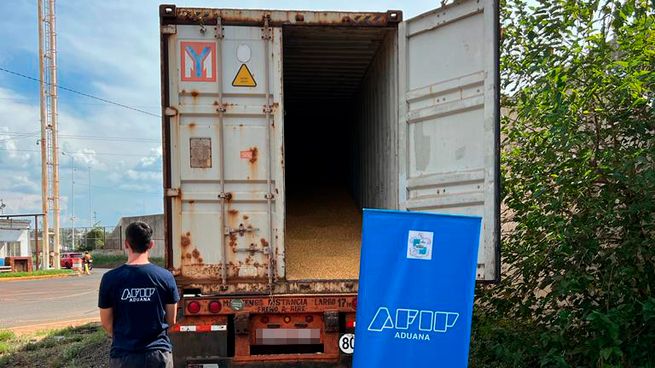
237, 44, 251, 63
339, 333, 355, 354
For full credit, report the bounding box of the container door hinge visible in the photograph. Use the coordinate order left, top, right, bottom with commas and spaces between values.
215, 17, 224, 39
165, 188, 180, 197
161, 24, 177, 35
218, 192, 232, 200
164, 107, 178, 116
216, 105, 226, 113
263, 105, 273, 114
261, 14, 273, 40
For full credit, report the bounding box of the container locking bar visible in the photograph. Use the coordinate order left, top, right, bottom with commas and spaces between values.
225, 224, 259, 236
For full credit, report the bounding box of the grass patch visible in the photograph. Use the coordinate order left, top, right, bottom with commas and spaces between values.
92, 254, 164, 269
0, 331, 14, 342
0, 323, 110, 368
0, 269, 74, 279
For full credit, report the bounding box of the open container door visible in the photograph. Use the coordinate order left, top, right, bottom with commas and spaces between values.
398, 0, 500, 281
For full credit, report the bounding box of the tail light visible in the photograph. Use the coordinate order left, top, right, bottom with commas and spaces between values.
283, 315, 292, 324
208, 301, 222, 314
187, 301, 201, 314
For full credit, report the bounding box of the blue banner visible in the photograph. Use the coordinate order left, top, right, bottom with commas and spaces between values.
353, 209, 482, 368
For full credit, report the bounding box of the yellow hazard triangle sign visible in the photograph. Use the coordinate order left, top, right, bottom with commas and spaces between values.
232, 64, 257, 87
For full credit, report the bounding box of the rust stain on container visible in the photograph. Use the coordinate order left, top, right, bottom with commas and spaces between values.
192, 249, 201, 259
191, 90, 199, 98
245, 146, 258, 164
260, 238, 269, 248
181, 234, 191, 247
243, 215, 249, 220
229, 233, 238, 252
188, 122, 196, 128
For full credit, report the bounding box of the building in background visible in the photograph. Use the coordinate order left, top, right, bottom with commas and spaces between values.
0, 219, 31, 265
105, 214, 164, 258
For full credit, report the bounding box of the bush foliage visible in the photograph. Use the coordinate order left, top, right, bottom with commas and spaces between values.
472, 0, 654, 367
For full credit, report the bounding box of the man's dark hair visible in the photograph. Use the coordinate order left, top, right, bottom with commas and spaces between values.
125, 221, 153, 253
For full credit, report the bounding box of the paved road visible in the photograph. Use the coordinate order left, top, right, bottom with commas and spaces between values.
0, 269, 108, 329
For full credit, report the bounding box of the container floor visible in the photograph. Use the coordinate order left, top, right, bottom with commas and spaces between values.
285, 186, 361, 280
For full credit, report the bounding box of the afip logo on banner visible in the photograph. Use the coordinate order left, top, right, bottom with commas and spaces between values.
353, 209, 481, 368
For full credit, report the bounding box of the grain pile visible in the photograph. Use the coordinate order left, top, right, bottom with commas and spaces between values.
285, 187, 362, 280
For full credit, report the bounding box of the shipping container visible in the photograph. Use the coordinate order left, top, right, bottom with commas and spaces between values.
160, 0, 499, 366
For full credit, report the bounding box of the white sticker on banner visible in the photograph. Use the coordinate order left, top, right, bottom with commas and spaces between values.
407, 230, 434, 260
339, 333, 355, 354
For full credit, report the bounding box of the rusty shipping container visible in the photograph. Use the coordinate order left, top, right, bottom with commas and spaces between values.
160, 1, 499, 366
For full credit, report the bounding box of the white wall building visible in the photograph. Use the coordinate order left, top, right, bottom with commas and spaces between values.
0, 219, 31, 263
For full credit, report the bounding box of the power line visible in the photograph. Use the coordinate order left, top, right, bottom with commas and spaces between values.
0, 66, 161, 118
0, 147, 160, 158
0, 96, 160, 108
0, 131, 159, 143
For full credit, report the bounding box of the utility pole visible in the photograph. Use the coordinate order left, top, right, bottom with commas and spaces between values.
69, 153, 75, 250
38, 0, 61, 269
88, 166, 92, 227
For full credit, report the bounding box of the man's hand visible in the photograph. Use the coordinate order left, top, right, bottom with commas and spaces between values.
99, 307, 113, 336
166, 303, 177, 327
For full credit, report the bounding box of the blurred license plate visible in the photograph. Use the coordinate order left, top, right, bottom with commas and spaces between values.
255, 328, 321, 345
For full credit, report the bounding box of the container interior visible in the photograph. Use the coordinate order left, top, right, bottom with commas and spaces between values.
283, 26, 398, 280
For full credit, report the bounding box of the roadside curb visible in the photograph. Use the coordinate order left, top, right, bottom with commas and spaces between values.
0, 273, 78, 282
7, 317, 101, 335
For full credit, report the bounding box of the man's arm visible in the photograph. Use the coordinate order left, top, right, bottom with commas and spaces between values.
99, 307, 113, 336
165, 303, 177, 327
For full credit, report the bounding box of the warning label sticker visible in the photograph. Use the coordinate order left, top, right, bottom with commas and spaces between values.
232, 64, 257, 87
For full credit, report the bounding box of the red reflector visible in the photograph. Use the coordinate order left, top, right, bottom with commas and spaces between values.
187, 301, 201, 314
208, 301, 222, 313
346, 320, 355, 328
283, 315, 291, 324
196, 325, 212, 332
351, 297, 358, 310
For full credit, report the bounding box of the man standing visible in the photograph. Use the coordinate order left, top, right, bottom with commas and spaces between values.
98, 221, 179, 368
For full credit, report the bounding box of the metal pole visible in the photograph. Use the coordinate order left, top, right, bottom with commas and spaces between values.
34, 215, 39, 270
70, 154, 74, 250
215, 17, 228, 288
48, 0, 61, 269
37, 0, 50, 269
88, 166, 92, 227
262, 16, 274, 291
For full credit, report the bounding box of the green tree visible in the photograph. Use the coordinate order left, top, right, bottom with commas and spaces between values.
473, 0, 655, 367
79, 226, 105, 251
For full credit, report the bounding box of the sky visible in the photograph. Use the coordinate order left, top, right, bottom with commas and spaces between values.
0, 0, 439, 229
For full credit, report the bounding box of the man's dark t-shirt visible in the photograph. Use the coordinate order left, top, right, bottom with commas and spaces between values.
98, 263, 180, 358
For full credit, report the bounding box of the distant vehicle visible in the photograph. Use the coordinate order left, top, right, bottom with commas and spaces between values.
60, 252, 83, 269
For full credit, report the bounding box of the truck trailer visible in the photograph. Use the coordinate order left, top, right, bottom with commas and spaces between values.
159, 0, 499, 366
